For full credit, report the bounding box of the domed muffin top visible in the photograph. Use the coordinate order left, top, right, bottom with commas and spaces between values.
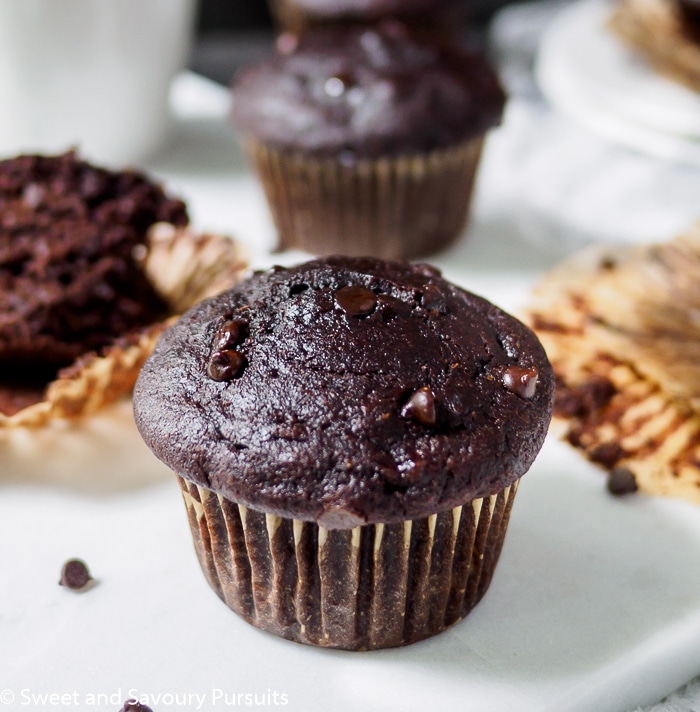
231, 22, 505, 159
134, 256, 553, 528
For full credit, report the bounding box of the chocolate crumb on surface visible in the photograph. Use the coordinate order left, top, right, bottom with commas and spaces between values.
607, 467, 639, 496
553, 375, 617, 419
119, 700, 154, 712
589, 441, 627, 469
59, 559, 93, 591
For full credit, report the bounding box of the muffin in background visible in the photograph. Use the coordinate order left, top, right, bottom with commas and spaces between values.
0, 151, 248, 428
268, 0, 468, 38
231, 22, 505, 260
134, 256, 554, 650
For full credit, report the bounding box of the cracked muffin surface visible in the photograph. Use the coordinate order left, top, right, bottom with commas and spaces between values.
0, 151, 188, 368
134, 256, 553, 527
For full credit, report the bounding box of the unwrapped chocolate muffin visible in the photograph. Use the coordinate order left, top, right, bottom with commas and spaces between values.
134, 255, 554, 650
0, 151, 247, 427
232, 22, 505, 260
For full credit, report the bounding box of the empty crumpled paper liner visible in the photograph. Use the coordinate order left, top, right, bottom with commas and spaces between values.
527, 224, 700, 505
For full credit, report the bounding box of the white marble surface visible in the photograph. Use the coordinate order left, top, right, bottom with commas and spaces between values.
3, 7, 700, 707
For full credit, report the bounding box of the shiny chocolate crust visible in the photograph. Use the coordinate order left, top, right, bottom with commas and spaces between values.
134, 256, 553, 528
0, 151, 188, 369
231, 23, 505, 159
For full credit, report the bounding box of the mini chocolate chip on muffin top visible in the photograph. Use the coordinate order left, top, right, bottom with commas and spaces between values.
135, 257, 554, 528
231, 22, 505, 160
0, 151, 188, 414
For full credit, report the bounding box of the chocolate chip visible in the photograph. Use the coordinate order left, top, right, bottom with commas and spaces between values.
420, 285, 448, 313
119, 700, 153, 712
207, 349, 246, 381
215, 319, 247, 350
401, 387, 437, 427
59, 559, 93, 591
502, 366, 539, 399
335, 285, 377, 317
607, 467, 638, 496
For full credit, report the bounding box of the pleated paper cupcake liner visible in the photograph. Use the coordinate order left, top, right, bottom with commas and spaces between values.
527, 227, 700, 504
245, 137, 484, 261
1, 224, 248, 427
178, 475, 518, 650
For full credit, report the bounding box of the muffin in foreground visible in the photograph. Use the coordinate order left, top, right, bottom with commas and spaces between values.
267, 0, 468, 37
0, 151, 248, 428
134, 256, 554, 650
527, 225, 700, 504
231, 23, 505, 260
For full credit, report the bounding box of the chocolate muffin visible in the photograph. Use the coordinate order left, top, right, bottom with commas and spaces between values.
134, 256, 554, 649
232, 22, 505, 259
0, 151, 247, 425
268, 0, 468, 37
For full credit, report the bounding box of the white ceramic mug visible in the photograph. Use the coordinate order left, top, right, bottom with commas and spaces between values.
0, 0, 197, 165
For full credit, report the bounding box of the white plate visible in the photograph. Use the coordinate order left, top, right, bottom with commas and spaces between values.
1, 73, 700, 712
536, 0, 700, 165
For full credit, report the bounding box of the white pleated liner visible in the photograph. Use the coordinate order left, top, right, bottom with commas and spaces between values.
179, 476, 519, 650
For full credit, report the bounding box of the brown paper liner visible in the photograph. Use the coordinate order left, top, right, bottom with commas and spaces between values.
245, 137, 484, 261
1, 224, 248, 427
526, 228, 700, 504
178, 476, 518, 650
608, 0, 700, 93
